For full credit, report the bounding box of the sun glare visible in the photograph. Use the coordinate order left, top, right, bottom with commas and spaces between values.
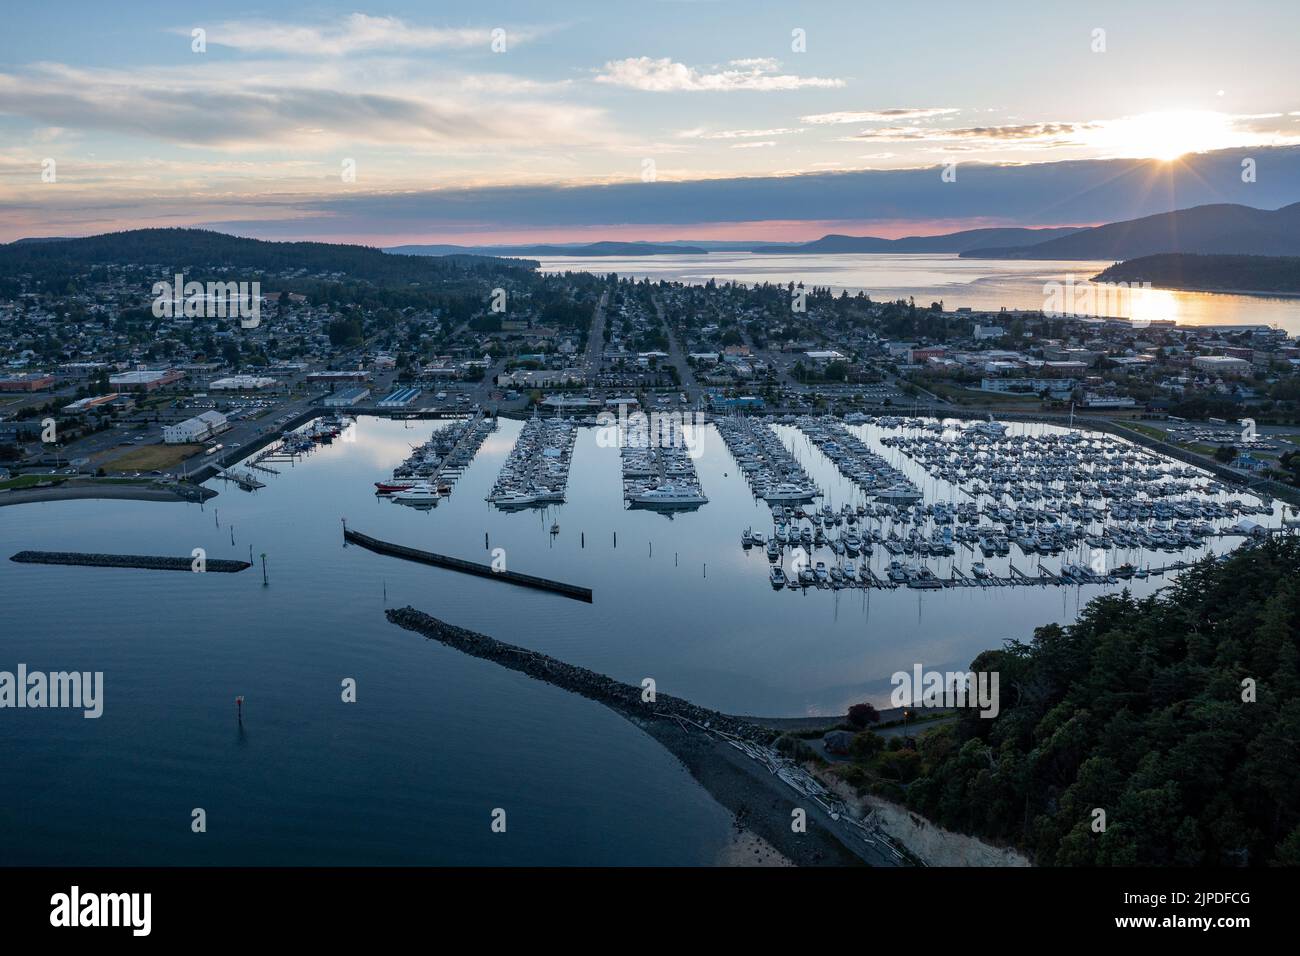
1089, 110, 1240, 161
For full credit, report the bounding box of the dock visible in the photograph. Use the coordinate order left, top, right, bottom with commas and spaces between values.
344, 528, 593, 603
214, 469, 265, 491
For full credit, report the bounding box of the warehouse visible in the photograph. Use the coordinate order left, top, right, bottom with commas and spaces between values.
163, 410, 229, 444
323, 387, 371, 407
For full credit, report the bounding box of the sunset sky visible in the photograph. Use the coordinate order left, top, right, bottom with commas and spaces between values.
2, 0, 1299, 244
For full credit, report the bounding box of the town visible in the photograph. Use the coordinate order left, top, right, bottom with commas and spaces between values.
2, 237, 1299, 503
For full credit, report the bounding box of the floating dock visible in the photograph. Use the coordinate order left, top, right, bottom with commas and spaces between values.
344, 528, 593, 603
10, 550, 251, 572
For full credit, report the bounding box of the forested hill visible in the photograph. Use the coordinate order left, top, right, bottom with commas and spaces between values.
1094, 253, 1300, 295
904, 537, 1300, 866
0, 229, 538, 285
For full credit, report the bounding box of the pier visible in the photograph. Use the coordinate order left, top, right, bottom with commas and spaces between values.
10, 550, 251, 572
344, 528, 593, 602
486, 411, 577, 508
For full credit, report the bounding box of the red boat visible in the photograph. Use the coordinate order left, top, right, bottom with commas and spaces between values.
374, 479, 419, 493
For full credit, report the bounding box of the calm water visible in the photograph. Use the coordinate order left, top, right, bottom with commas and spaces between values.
537, 253, 1300, 333
0, 416, 1282, 864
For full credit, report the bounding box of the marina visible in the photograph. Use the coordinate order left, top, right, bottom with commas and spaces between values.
487, 412, 578, 509
374, 412, 497, 506
739, 414, 1289, 593
5, 412, 1294, 868
620, 412, 708, 512
794, 416, 921, 504
715, 415, 821, 504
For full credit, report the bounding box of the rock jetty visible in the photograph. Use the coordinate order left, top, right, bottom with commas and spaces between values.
10, 551, 251, 572
386, 606, 767, 741
384, 606, 879, 866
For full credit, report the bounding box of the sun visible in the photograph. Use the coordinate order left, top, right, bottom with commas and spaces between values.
1089, 110, 1242, 161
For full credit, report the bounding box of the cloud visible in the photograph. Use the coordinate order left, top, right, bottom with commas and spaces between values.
10, 146, 1300, 242
678, 127, 798, 139
180, 146, 1300, 236
801, 108, 959, 125
844, 122, 1095, 150
729, 141, 776, 149
0, 63, 610, 151
595, 57, 844, 92
181, 14, 538, 56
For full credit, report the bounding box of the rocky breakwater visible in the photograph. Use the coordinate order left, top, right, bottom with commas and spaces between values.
384, 606, 880, 866
11, 551, 251, 572
385, 606, 766, 742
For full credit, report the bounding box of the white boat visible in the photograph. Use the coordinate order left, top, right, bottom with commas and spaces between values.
628, 484, 709, 507
392, 482, 440, 504
764, 482, 818, 502
875, 485, 924, 503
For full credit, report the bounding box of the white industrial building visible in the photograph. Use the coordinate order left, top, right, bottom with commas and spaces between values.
323, 386, 371, 407
1192, 355, 1252, 376
210, 375, 276, 390
163, 410, 229, 444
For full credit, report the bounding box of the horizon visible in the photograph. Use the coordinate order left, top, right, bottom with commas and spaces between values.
8, 194, 1296, 250
4, 1, 1300, 244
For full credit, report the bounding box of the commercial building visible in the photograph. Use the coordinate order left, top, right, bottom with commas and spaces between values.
163, 411, 229, 444
1192, 355, 1252, 377
377, 386, 421, 408
498, 368, 582, 389
209, 376, 277, 390
980, 377, 1076, 397
62, 393, 129, 415
1082, 393, 1138, 408
805, 349, 847, 364
0, 372, 55, 392
307, 370, 370, 384
323, 387, 370, 407
109, 369, 185, 392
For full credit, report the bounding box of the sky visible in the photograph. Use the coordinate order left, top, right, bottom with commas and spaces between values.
1, 0, 1299, 244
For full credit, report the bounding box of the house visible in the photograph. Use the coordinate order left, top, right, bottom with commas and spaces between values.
822, 730, 855, 755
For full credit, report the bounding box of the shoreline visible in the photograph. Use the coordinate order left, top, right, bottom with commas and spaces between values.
0, 480, 214, 508
1093, 278, 1300, 300
384, 606, 897, 867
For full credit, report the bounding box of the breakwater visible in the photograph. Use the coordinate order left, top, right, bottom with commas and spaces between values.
10, 550, 251, 572
384, 606, 898, 866
386, 606, 763, 740
346, 528, 593, 603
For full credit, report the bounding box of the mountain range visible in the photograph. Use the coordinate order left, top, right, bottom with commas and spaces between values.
750, 226, 1085, 255
960, 202, 1300, 259
388, 240, 708, 257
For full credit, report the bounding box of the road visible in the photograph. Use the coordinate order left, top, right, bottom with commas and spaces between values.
584, 289, 608, 381
652, 295, 701, 404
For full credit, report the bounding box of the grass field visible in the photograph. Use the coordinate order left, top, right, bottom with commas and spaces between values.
0, 474, 70, 491
104, 443, 202, 472
1122, 422, 1169, 441
924, 382, 1042, 406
